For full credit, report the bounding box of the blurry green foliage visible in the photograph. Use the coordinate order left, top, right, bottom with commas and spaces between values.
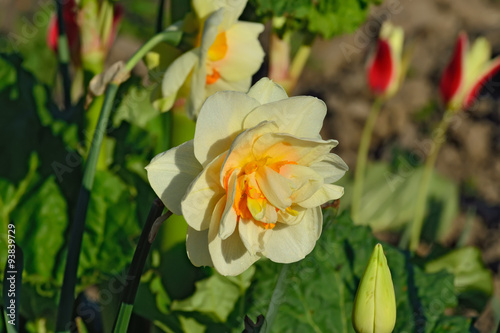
0, 49, 165, 331
338, 158, 459, 243
247, 0, 382, 39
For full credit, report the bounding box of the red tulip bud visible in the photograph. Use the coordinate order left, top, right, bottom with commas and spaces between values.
440, 32, 500, 110
367, 22, 405, 98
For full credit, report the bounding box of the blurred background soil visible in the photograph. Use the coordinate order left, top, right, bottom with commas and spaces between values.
2, 0, 500, 330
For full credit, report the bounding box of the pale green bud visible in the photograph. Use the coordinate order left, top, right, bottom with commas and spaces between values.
352, 243, 396, 333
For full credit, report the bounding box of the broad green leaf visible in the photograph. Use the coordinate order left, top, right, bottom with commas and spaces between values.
79, 171, 141, 277
245, 211, 473, 332
339, 162, 459, 242
151, 274, 172, 315
171, 266, 255, 323
11, 176, 67, 279
425, 247, 493, 311
134, 270, 183, 333
179, 316, 206, 333
7, 175, 68, 330
113, 82, 161, 129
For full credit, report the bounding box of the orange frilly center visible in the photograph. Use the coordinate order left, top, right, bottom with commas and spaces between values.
223, 157, 297, 229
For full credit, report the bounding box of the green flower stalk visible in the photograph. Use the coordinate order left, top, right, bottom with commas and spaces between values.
352, 244, 396, 333
351, 22, 407, 223
409, 32, 500, 251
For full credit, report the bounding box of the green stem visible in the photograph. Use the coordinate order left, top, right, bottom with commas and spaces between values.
55, 30, 182, 333
112, 199, 168, 333
409, 109, 454, 251
156, 0, 166, 33
55, 0, 72, 110
56, 83, 119, 333
288, 44, 311, 92
156, 0, 172, 153
124, 30, 181, 73
262, 264, 289, 333
351, 98, 384, 223
84, 95, 106, 170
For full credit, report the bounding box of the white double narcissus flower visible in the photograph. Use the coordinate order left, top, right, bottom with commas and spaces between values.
352, 244, 396, 333
161, 0, 265, 118
146, 78, 348, 276
366, 22, 405, 98
440, 32, 500, 111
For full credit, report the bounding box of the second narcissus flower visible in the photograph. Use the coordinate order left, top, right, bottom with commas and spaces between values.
146, 78, 348, 276
440, 32, 500, 111
160, 0, 265, 118
352, 244, 396, 333
367, 21, 406, 98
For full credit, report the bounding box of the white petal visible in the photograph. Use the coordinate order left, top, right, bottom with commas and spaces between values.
146, 141, 202, 215
298, 184, 344, 208
194, 91, 260, 167
238, 218, 267, 255
309, 153, 349, 183
252, 133, 338, 166
219, 170, 239, 240
192, 0, 247, 30
262, 207, 323, 263
161, 50, 198, 101
279, 164, 323, 203
217, 22, 265, 82
186, 226, 213, 267
181, 152, 227, 230
208, 198, 260, 276
152, 86, 177, 112
244, 96, 327, 138
206, 76, 251, 96
247, 77, 288, 105
188, 9, 224, 118
256, 166, 292, 210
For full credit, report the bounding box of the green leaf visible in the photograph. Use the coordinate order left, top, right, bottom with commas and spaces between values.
79, 171, 141, 277
248, 0, 381, 38
7, 175, 68, 330
339, 162, 459, 241
245, 211, 473, 332
179, 316, 206, 333
150, 273, 172, 315
0, 55, 17, 91
425, 247, 493, 311
11, 176, 67, 279
171, 267, 255, 323
113, 81, 160, 129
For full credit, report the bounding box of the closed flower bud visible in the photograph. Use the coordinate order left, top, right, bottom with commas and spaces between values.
440, 32, 500, 110
366, 22, 405, 98
352, 243, 396, 333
